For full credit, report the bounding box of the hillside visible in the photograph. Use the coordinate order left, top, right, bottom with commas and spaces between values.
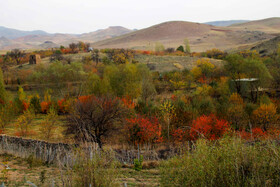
92, 21, 274, 52
205, 20, 250, 27
250, 35, 280, 56
0, 26, 49, 39
79, 26, 132, 42
229, 17, 280, 34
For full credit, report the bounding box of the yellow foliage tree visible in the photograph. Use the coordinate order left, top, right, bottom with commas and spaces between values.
16, 110, 34, 137
252, 104, 278, 131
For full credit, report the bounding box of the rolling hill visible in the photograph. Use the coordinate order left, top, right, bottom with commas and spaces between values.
229, 17, 280, 34
92, 21, 274, 52
0, 26, 133, 50
1, 17, 279, 52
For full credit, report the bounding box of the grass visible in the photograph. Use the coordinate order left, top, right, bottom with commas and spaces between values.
0, 153, 161, 186
135, 54, 223, 72
3, 114, 66, 143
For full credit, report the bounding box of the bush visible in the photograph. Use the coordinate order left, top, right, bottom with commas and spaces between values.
160, 137, 280, 186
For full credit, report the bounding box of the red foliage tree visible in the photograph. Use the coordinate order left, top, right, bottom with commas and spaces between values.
190, 114, 230, 140
126, 115, 163, 145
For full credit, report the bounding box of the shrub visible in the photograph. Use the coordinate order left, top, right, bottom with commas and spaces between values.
160, 137, 280, 186
126, 115, 163, 145
29, 95, 41, 114
190, 114, 230, 140
134, 155, 143, 171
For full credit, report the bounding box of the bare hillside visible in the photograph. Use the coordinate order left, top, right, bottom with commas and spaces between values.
229, 17, 280, 34
92, 21, 274, 52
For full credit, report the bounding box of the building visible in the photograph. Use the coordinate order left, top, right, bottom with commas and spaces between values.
29, 54, 41, 65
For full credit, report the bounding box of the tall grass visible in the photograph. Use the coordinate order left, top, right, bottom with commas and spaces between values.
59, 147, 120, 187
160, 137, 280, 186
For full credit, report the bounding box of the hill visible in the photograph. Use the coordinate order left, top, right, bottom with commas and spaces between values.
79, 26, 132, 42
205, 20, 250, 27
250, 35, 280, 56
0, 26, 49, 39
0, 26, 133, 50
92, 21, 274, 52
229, 17, 280, 34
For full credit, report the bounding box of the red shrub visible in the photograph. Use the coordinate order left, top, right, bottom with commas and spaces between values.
190, 114, 230, 140
172, 128, 188, 143
126, 115, 163, 145
78, 95, 94, 103
237, 127, 266, 140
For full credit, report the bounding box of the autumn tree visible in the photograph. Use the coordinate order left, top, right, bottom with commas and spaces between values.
69, 43, 78, 53
9, 49, 25, 65
160, 100, 176, 142
65, 96, 127, 148
40, 108, 58, 140
227, 93, 246, 130
16, 110, 35, 137
252, 104, 278, 131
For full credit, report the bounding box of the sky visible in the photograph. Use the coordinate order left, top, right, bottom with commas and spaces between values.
0, 0, 280, 34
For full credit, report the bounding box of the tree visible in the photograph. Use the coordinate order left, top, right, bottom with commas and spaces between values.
160, 100, 176, 142
225, 54, 272, 100
9, 49, 24, 65
0, 68, 6, 103
40, 108, 58, 140
92, 49, 100, 66
69, 43, 78, 53
65, 96, 127, 148
184, 38, 191, 54
176, 45, 184, 53
252, 104, 278, 131
16, 110, 35, 137
154, 42, 165, 52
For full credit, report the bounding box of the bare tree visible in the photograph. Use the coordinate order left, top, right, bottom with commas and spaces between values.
65, 96, 127, 148
69, 43, 78, 53
92, 49, 100, 66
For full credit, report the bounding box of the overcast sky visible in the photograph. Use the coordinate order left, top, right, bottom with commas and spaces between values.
0, 0, 280, 34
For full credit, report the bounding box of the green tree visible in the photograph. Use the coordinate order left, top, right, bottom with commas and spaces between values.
176, 45, 184, 53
